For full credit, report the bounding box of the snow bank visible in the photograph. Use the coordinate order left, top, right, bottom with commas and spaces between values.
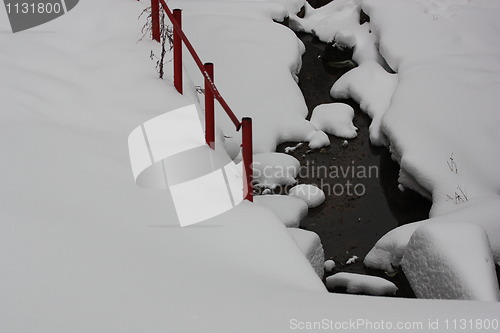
173, 0, 317, 153
331, 61, 397, 145
254, 195, 308, 228
289, 184, 326, 208
253, 152, 299, 189
326, 272, 398, 296
289, 228, 325, 279
402, 222, 499, 301
310, 103, 358, 139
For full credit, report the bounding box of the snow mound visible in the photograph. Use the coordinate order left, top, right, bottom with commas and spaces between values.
402, 222, 499, 301
289, 228, 325, 279
289, 184, 325, 208
330, 61, 397, 146
308, 130, 330, 149
326, 272, 398, 296
253, 153, 299, 189
254, 195, 308, 228
324, 260, 336, 272
310, 103, 358, 139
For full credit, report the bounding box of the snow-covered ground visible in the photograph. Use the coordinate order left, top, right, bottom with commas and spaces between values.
1, 0, 499, 332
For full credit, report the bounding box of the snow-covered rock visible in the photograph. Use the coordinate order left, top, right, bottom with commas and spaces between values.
324, 260, 336, 272
289, 184, 326, 208
254, 195, 308, 228
289, 228, 325, 279
253, 153, 299, 189
326, 272, 398, 296
330, 61, 397, 146
402, 222, 500, 301
310, 103, 358, 139
308, 130, 330, 149
364, 221, 424, 274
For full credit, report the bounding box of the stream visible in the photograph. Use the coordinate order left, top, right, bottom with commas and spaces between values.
276, 32, 432, 298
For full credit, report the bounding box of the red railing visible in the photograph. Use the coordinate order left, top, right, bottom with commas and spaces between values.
150, 0, 253, 202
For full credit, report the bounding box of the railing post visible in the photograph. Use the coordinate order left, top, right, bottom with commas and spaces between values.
151, 0, 160, 42
173, 9, 183, 94
204, 63, 215, 149
242, 117, 253, 202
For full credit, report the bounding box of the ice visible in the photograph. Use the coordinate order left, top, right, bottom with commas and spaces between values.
289, 184, 326, 208
308, 130, 330, 149
289, 228, 325, 279
326, 272, 398, 296
310, 103, 358, 139
253, 152, 299, 189
330, 61, 397, 146
254, 194, 308, 228
324, 259, 336, 272
402, 222, 499, 301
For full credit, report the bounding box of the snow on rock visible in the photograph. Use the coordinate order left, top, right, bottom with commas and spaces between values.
253, 153, 299, 189
289, 184, 326, 208
289, 0, 362, 43
308, 130, 330, 149
366, 197, 500, 274
364, 222, 424, 274
326, 272, 398, 296
310, 103, 358, 139
402, 222, 500, 301
253, 195, 308, 228
289, 228, 325, 279
330, 61, 397, 146
324, 260, 336, 272
289, 0, 387, 67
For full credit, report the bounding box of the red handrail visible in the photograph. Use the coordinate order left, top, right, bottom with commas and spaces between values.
158, 0, 241, 130
150, 0, 253, 202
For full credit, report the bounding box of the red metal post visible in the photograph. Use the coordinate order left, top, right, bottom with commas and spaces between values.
151, 0, 160, 42
173, 9, 183, 94
242, 118, 253, 202
204, 63, 215, 149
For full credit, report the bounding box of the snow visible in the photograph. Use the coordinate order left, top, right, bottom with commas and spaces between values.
254, 194, 308, 228
298, 0, 500, 300
307, 130, 330, 149
253, 152, 299, 189
326, 272, 398, 296
172, 0, 318, 153
330, 61, 398, 146
402, 222, 500, 301
346, 255, 359, 265
289, 228, 325, 279
310, 103, 358, 139
289, 184, 326, 208
324, 259, 336, 272
2, 0, 500, 331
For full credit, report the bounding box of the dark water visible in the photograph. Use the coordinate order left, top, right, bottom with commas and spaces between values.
276, 33, 432, 297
